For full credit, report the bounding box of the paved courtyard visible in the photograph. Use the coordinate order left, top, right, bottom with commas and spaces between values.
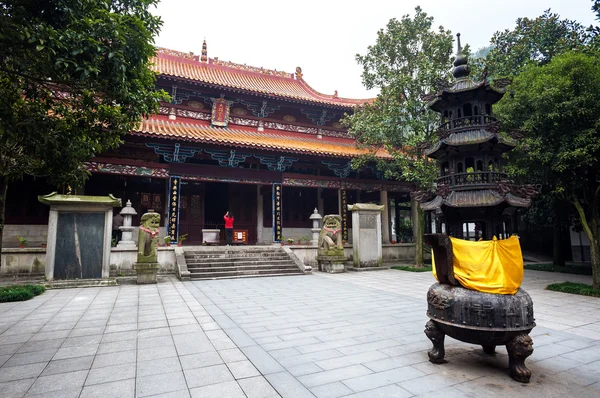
1, 269, 600, 397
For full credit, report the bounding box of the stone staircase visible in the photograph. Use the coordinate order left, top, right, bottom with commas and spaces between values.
184, 246, 306, 280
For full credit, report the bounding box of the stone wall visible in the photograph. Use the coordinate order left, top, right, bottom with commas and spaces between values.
0, 248, 46, 275
2, 225, 48, 248
259, 228, 354, 244
289, 243, 416, 268
1, 246, 176, 276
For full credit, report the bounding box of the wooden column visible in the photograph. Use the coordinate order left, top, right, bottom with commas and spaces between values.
380, 190, 390, 243
256, 185, 264, 244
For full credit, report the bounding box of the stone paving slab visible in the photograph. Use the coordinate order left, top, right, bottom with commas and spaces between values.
0, 270, 599, 397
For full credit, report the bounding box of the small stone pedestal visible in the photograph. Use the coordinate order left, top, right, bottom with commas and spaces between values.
117, 200, 137, 249
316, 255, 346, 273
135, 262, 160, 284
309, 208, 322, 246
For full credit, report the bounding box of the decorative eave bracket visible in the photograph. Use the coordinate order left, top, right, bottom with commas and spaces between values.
322, 161, 352, 178
205, 149, 252, 167
255, 155, 298, 172
146, 143, 202, 163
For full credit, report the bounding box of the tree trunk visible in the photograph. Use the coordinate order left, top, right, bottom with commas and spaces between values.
590, 241, 600, 290
572, 197, 600, 289
415, 207, 424, 267
0, 176, 7, 266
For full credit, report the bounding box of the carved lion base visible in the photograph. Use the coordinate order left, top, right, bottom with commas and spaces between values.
135, 262, 159, 284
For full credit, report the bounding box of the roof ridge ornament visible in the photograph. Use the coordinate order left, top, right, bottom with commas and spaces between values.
452, 33, 470, 79
201, 39, 207, 62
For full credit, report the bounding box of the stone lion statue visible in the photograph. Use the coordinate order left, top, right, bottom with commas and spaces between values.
137, 212, 160, 263
318, 215, 343, 256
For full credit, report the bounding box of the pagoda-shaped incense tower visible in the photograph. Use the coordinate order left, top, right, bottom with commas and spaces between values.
421, 34, 535, 240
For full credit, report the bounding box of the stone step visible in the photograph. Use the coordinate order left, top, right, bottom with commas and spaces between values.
185, 250, 286, 258
188, 264, 299, 272
190, 272, 305, 281
189, 268, 304, 280
186, 257, 292, 265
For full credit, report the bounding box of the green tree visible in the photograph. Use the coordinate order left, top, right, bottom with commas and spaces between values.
495, 51, 600, 288
486, 9, 590, 77
344, 7, 454, 266
0, 0, 167, 254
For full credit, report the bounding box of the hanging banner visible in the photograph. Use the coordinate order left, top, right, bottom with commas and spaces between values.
272, 183, 282, 242
211, 97, 231, 127
341, 189, 348, 242
167, 176, 181, 243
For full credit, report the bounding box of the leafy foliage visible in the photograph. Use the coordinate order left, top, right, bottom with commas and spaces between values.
524, 263, 592, 275
0, 0, 167, 186
485, 9, 591, 78
0, 284, 45, 302
546, 282, 600, 297
391, 265, 432, 272
344, 6, 453, 191
495, 50, 600, 288
343, 7, 454, 267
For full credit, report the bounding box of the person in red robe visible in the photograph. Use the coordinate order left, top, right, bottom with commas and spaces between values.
224, 211, 234, 245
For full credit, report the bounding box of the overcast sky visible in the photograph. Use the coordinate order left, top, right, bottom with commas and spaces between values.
152, 0, 598, 99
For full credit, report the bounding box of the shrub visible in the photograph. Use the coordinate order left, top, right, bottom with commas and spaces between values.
546, 282, 600, 298
0, 284, 45, 302
392, 265, 432, 272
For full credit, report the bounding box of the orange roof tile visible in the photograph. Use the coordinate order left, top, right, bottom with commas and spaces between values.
133, 115, 389, 159
151, 48, 372, 108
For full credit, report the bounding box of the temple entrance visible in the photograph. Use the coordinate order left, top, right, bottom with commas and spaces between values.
202, 182, 258, 244
179, 181, 205, 245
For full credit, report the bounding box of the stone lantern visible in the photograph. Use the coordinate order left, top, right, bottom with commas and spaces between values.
309, 208, 322, 246
117, 200, 137, 249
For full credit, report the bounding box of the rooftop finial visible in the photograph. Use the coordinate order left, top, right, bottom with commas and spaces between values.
201, 39, 207, 62
452, 33, 470, 79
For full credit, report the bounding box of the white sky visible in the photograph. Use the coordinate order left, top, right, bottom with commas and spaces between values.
152, 0, 598, 99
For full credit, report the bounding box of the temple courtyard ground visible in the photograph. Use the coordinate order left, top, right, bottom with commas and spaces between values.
1, 269, 599, 397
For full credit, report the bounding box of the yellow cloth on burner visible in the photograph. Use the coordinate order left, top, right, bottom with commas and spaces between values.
432, 236, 524, 295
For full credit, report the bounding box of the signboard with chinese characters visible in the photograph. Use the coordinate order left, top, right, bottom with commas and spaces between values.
167, 176, 181, 243
211, 97, 230, 127
272, 183, 282, 242
341, 189, 348, 242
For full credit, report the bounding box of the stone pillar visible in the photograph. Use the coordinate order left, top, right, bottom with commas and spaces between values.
380, 190, 390, 243
390, 198, 397, 243
256, 185, 264, 244
117, 200, 137, 249
309, 208, 322, 245
348, 203, 384, 268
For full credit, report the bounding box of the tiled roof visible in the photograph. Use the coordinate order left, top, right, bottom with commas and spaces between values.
132, 115, 389, 159
421, 189, 531, 210
151, 48, 371, 108
425, 129, 516, 157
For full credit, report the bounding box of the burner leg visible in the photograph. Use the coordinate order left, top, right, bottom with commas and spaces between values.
506, 334, 533, 383
425, 320, 446, 364
482, 345, 496, 354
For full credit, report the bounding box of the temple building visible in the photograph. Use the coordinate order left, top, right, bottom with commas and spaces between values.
4, 41, 416, 247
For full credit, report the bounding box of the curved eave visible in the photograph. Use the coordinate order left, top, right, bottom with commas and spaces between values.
429, 80, 506, 112
425, 130, 516, 158
420, 190, 531, 210
131, 115, 391, 160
